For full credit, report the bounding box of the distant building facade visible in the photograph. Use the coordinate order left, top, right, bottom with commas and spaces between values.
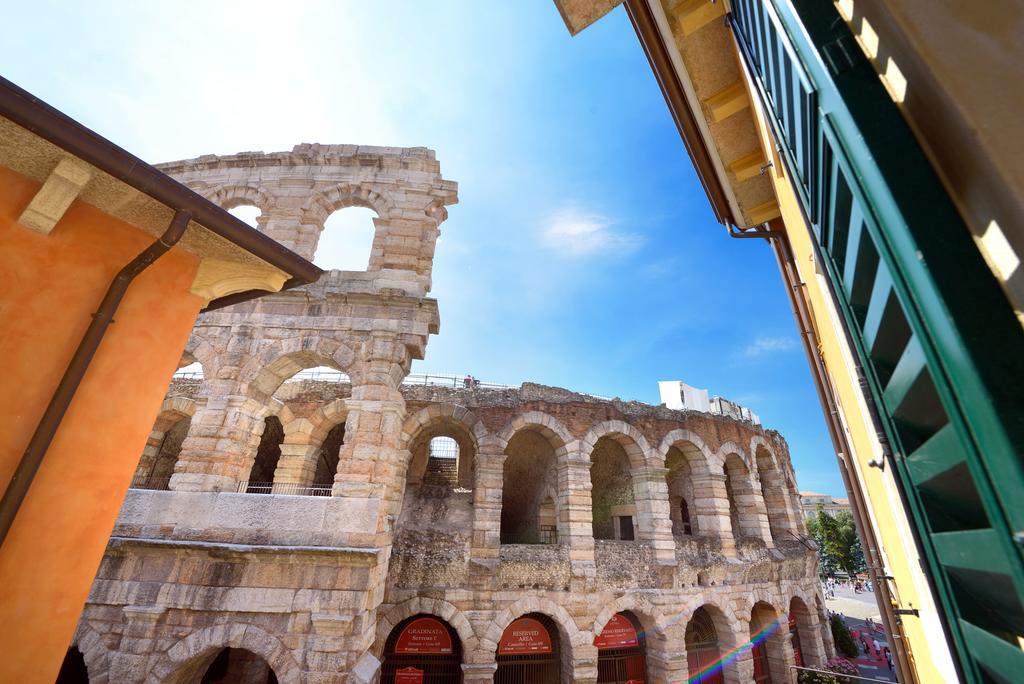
798, 492, 851, 521
658, 380, 760, 425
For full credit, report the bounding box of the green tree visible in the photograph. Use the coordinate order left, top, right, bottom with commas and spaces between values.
808, 509, 865, 576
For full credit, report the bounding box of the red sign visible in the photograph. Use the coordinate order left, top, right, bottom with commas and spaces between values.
395, 617, 453, 655
594, 613, 640, 649
498, 617, 553, 655
395, 667, 423, 684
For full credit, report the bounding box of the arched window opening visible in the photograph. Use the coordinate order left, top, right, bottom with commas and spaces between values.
756, 447, 791, 542
227, 204, 262, 230
175, 360, 204, 378
590, 438, 636, 541
381, 614, 463, 683
495, 613, 562, 683
246, 416, 283, 494
398, 423, 476, 533
723, 455, 747, 540
285, 365, 351, 385
501, 430, 558, 545
133, 415, 191, 491
789, 596, 817, 668
686, 608, 723, 684
313, 422, 345, 492
595, 611, 647, 683
315, 206, 378, 271
426, 436, 459, 486
200, 647, 278, 684
666, 446, 698, 537
56, 646, 88, 683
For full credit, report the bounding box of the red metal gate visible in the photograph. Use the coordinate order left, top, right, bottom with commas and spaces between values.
495, 613, 562, 684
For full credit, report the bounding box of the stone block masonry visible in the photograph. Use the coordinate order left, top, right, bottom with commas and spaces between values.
68, 146, 830, 683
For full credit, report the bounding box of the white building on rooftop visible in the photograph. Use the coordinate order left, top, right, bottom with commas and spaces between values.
658, 380, 761, 425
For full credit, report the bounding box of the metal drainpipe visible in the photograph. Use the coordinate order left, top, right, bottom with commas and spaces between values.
730, 221, 917, 683
0, 209, 192, 548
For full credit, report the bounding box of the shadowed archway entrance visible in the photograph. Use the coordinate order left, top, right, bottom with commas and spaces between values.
686, 607, 723, 684
382, 614, 463, 683
596, 611, 647, 683
200, 647, 277, 683
495, 613, 562, 683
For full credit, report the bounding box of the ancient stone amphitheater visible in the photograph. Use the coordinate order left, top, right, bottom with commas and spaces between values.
63, 146, 832, 683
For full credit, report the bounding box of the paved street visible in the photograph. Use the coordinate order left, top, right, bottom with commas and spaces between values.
825, 583, 898, 682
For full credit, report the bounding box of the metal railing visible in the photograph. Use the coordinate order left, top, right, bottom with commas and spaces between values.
170, 368, 623, 400
171, 370, 202, 379
791, 665, 894, 683
172, 367, 519, 390
129, 475, 171, 491
500, 526, 558, 545
235, 481, 333, 497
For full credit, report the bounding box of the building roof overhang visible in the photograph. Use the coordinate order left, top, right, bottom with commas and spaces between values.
0, 76, 323, 310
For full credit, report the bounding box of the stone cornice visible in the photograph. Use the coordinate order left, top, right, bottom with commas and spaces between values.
106, 536, 382, 566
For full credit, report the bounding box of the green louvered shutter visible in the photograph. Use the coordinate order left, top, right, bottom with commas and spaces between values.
729, 1, 1024, 681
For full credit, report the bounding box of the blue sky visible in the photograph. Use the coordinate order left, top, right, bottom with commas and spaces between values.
1, 1, 843, 496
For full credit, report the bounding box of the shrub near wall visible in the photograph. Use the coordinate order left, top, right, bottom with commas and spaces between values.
829, 614, 859, 658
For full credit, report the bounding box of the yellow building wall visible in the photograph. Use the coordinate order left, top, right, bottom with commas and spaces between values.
738, 58, 959, 683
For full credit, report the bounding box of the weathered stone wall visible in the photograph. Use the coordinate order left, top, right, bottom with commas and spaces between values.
69, 146, 829, 683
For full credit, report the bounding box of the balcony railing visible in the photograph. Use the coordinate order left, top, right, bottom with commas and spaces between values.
500, 525, 558, 545
236, 481, 333, 497
129, 475, 171, 491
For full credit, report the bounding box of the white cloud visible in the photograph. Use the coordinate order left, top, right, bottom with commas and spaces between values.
743, 336, 797, 357
541, 207, 641, 256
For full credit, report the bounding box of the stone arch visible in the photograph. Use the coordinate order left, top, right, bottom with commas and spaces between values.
306, 399, 351, 447
401, 403, 488, 454
752, 438, 796, 541
401, 403, 487, 491
657, 429, 716, 474
494, 411, 575, 457
484, 597, 584, 654
301, 182, 397, 224
245, 337, 360, 400
748, 599, 790, 683
151, 396, 197, 433
748, 436, 777, 470
721, 445, 770, 543
592, 595, 669, 640
583, 423, 654, 542
272, 399, 349, 490
740, 587, 786, 623
182, 337, 216, 377
681, 596, 743, 641
73, 622, 112, 684
205, 184, 274, 213
134, 397, 198, 489
373, 596, 479, 659
684, 600, 743, 684
581, 421, 652, 470
715, 441, 752, 474
498, 412, 573, 544
147, 623, 301, 684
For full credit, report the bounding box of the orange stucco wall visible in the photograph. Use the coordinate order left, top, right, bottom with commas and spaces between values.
0, 164, 204, 682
